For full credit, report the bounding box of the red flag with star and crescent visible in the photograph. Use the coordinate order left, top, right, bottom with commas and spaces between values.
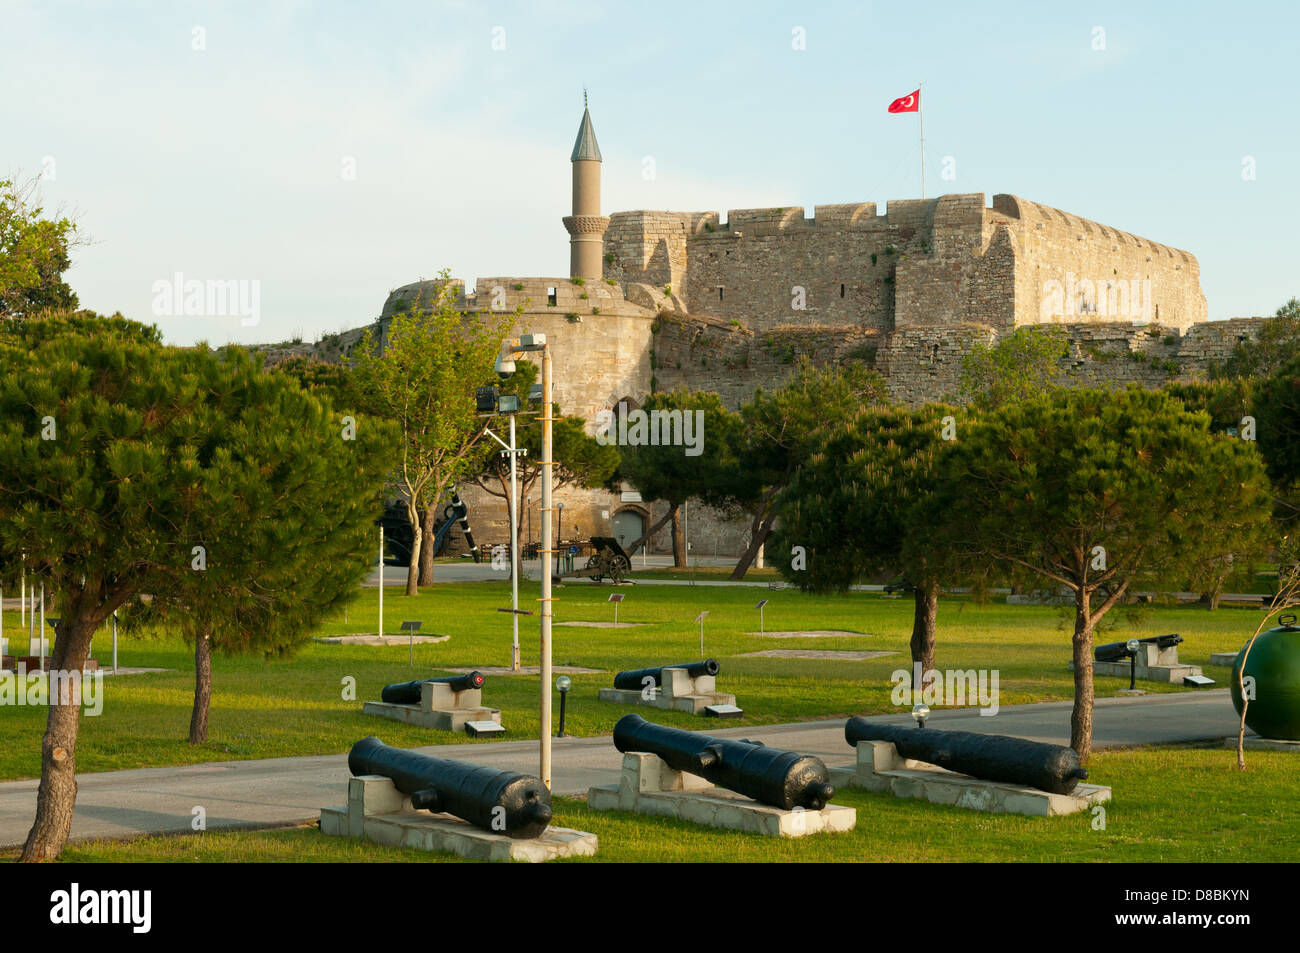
888, 89, 920, 113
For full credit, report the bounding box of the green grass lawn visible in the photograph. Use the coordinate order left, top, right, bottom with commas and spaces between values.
0, 581, 1267, 782
15, 745, 1293, 863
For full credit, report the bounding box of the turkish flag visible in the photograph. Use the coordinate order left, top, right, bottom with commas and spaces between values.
888, 89, 920, 113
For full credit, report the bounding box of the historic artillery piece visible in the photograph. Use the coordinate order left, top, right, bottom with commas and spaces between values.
614, 714, 835, 810
552, 536, 632, 584
1089, 632, 1207, 685
346, 737, 552, 838
600, 658, 739, 716
587, 714, 853, 836
364, 670, 502, 733
381, 671, 485, 705
319, 738, 597, 861
613, 659, 719, 691
844, 718, 1088, 795
1094, 633, 1183, 663
830, 716, 1110, 817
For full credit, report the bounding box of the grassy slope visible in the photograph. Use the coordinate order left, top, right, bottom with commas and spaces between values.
0, 581, 1264, 781
17, 746, 1295, 863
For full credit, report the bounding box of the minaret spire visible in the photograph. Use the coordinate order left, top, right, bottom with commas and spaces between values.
563, 94, 609, 281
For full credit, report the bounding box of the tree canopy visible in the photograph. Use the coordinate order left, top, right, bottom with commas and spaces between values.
0, 176, 80, 318
613, 389, 745, 566
721, 359, 890, 579
773, 403, 957, 674
958, 324, 1069, 407
911, 386, 1275, 760
349, 273, 515, 592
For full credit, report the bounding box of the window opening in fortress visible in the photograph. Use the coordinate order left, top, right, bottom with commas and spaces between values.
547, 287, 557, 306
718, 287, 724, 302
840, 284, 846, 297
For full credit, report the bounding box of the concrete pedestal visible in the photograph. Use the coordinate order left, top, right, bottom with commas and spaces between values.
1079, 642, 1205, 684
1209, 652, 1240, 667
829, 741, 1111, 818
320, 774, 597, 862
598, 667, 739, 715
363, 680, 502, 732
586, 753, 855, 837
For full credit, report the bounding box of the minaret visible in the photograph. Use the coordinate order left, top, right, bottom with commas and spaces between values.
563, 92, 610, 282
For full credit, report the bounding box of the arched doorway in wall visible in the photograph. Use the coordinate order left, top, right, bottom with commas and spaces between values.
611, 507, 647, 555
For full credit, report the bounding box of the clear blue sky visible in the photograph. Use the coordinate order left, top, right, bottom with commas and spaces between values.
4, 0, 1296, 345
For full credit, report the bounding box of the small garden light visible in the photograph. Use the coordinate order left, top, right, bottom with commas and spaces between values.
1126, 638, 1141, 690
912, 703, 930, 729
556, 675, 572, 737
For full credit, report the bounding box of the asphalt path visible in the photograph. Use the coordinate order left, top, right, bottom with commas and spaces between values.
0, 690, 1240, 849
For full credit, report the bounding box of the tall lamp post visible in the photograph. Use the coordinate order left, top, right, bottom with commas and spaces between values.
478, 391, 525, 672
495, 334, 556, 789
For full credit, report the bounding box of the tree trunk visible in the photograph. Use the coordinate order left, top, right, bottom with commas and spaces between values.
1070, 599, 1096, 763
405, 501, 422, 597
21, 616, 94, 862
1199, 574, 1225, 611
190, 628, 213, 745
730, 522, 773, 581
627, 506, 674, 556
910, 581, 938, 676
418, 505, 437, 586
730, 489, 781, 581
671, 506, 687, 568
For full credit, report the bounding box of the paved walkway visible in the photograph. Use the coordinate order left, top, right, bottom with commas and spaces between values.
0, 690, 1240, 849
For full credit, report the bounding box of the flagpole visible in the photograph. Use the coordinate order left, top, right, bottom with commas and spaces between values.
918, 81, 925, 199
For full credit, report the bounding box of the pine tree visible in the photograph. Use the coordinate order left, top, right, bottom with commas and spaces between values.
0, 314, 396, 859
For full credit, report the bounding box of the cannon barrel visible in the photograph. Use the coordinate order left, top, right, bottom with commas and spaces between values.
612, 659, 720, 691
613, 714, 834, 810
348, 737, 551, 838
1094, 633, 1183, 663
844, 718, 1088, 795
381, 671, 485, 704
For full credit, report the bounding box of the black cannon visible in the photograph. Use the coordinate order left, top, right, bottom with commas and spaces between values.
1094, 633, 1183, 663
612, 659, 719, 691
613, 714, 835, 810
380, 671, 486, 705
844, 718, 1088, 795
348, 737, 551, 838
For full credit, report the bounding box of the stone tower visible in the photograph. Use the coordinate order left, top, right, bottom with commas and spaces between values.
562, 95, 609, 281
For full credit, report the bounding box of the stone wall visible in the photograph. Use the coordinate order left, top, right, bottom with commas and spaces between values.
650, 311, 884, 408
679, 204, 921, 334
602, 193, 1207, 338
993, 194, 1207, 331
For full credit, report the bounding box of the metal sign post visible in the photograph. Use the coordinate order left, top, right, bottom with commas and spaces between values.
609, 592, 625, 627
378, 526, 385, 640
112, 610, 118, 673
755, 599, 769, 636
694, 610, 709, 659
400, 620, 422, 666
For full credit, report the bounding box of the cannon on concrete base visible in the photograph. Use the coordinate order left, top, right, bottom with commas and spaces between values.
348, 737, 551, 838
844, 718, 1088, 795
613, 713, 834, 810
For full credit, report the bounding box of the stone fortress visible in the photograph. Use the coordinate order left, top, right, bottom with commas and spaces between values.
294, 103, 1275, 558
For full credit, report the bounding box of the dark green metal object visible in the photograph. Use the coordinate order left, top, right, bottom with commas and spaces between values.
1231, 614, 1300, 740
